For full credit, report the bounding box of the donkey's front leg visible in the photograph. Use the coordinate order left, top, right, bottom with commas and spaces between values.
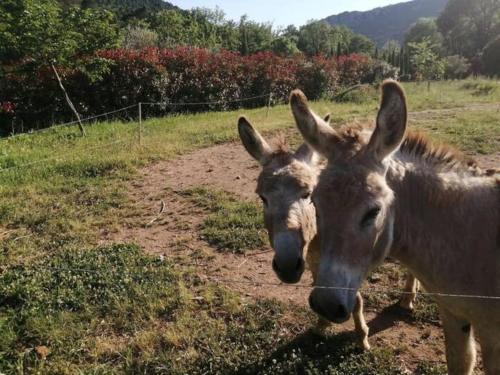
440, 307, 476, 375
399, 272, 419, 310
353, 292, 370, 351
475, 325, 500, 375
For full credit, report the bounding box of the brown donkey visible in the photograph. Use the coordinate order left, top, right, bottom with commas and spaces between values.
237, 116, 419, 350
291, 80, 500, 374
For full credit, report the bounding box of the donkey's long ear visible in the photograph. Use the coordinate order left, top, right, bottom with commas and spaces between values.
367, 80, 407, 162
294, 143, 315, 165
290, 90, 340, 158
238, 116, 272, 165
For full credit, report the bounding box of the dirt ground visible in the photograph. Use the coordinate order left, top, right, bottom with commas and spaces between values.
100, 134, 498, 371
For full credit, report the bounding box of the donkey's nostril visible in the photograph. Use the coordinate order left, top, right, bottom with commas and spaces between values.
272, 259, 279, 272
295, 257, 303, 270
308, 294, 317, 311
335, 304, 349, 320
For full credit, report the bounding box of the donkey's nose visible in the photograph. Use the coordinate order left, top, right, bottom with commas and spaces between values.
333, 304, 349, 322
309, 289, 351, 324
272, 256, 304, 284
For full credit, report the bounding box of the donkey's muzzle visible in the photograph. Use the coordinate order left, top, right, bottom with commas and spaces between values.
272, 256, 305, 284
309, 289, 350, 324
272, 232, 305, 284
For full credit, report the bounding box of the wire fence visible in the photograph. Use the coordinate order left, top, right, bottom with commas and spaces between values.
1, 92, 499, 303
1, 93, 273, 143
0, 260, 499, 301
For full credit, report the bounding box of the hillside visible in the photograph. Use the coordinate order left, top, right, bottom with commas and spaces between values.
324, 0, 448, 46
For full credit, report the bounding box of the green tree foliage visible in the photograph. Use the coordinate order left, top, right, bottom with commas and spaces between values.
437, 0, 500, 59
0, 0, 120, 65
297, 21, 372, 57
482, 36, 500, 77
270, 36, 300, 56
408, 37, 445, 86
348, 34, 375, 55
238, 16, 274, 55
444, 55, 470, 79
122, 23, 159, 50
405, 18, 443, 53
150, 8, 239, 51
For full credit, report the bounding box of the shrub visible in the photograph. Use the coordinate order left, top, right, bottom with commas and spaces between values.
336, 54, 373, 87
297, 55, 338, 100
0, 49, 375, 134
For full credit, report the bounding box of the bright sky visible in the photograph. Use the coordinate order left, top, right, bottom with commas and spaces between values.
170, 0, 404, 27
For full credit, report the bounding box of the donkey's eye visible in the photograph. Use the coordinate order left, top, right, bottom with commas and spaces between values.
259, 195, 268, 206
361, 207, 381, 228
301, 191, 312, 200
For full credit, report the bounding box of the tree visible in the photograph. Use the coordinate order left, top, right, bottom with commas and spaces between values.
438, 0, 500, 59
444, 55, 470, 79
482, 36, 500, 77
405, 18, 443, 53
271, 36, 300, 56
348, 34, 375, 55
122, 24, 159, 50
408, 38, 445, 88
238, 16, 273, 55
0, 0, 120, 66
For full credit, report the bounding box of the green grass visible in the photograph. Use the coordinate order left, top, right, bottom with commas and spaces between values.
0, 79, 498, 374
1, 244, 445, 375
179, 188, 267, 253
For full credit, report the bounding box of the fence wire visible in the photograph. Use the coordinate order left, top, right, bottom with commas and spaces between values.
1, 261, 499, 301
1, 94, 499, 303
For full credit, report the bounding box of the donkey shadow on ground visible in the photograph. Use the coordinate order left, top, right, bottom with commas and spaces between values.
230, 302, 416, 374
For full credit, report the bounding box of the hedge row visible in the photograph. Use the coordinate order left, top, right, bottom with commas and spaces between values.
0, 48, 373, 135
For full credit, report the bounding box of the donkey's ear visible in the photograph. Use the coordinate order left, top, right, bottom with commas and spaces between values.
238, 116, 272, 165
368, 80, 407, 162
290, 90, 340, 158
294, 143, 315, 164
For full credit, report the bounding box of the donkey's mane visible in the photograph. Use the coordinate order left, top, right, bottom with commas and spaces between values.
399, 131, 477, 172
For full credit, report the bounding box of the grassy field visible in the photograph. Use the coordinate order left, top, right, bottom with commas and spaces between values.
0, 79, 499, 374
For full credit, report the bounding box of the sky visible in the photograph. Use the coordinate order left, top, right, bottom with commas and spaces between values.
170, 0, 404, 27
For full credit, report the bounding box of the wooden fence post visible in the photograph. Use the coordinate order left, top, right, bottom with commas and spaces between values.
51, 63, 86, 136
138, 102, 143, 147
266, 93, 273, 118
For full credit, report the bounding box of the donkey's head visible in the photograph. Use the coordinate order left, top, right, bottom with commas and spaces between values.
291, 80, 407, 322
238, 116, 326, 283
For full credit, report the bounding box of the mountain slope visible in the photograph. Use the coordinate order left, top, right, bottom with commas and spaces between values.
324, 0, 448, 46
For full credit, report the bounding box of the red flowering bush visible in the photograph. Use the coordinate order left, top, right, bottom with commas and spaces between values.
336, 54, 373, 86
0, 48, 375, 134
0, 102, 15, 114
297, 55, 339, 100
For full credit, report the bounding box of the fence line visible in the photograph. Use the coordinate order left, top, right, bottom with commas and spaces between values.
0, 138, 129, 173
1, 93, 273, 144
1, 261, 499, 301
141, 93, 272, 107
0, 104, 139, 143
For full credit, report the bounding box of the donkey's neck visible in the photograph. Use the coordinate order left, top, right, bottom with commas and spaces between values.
386, 156, 499, 296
